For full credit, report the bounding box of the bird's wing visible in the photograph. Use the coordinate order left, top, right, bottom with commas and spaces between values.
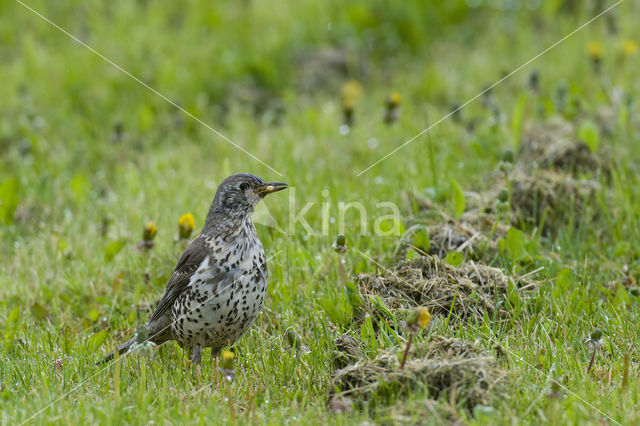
148, 234, 209, 326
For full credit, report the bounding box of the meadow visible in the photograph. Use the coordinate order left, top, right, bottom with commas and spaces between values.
1, 0, 639, 424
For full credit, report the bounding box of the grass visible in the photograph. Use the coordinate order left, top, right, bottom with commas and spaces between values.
1, 0, 640, 424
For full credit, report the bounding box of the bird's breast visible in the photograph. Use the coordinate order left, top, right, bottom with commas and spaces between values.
171, 236, 268, 350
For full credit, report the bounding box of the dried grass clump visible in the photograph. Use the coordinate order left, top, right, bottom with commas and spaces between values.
426, 212, 509, 262
595, 105, 619, 137
505, 168, 600, 232
329, 337, 506, 411
402, 192, 509, 262
333, 334, 364, 369
414, 335, 481, 359
355, 255, 516, 321
519, 118, 608, 174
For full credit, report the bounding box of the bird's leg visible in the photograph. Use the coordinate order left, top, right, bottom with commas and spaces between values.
192, 345, 202, 387
212, 350, 220, 390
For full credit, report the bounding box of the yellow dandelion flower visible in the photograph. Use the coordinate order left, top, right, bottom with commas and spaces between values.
415, 306, 431, 329
623, 39, 638, 57
142, 221, 157, 241
220, 349, 235, 370
178, 213, 195, 239
341, 80, 363, 108
388, 92, 402, 107
407, 306, 431, 329
587, 42, 604, 61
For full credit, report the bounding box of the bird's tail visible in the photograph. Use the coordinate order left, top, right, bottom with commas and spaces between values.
99, 337, 136, 365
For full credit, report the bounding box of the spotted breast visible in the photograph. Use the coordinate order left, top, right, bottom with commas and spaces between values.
170, 219, 267, 356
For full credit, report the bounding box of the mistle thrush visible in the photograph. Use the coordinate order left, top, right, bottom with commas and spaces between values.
104, 173, 287, 366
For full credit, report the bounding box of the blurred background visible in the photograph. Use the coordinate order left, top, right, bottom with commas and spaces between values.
2, 0, 640, 423
1, 0, 637, 245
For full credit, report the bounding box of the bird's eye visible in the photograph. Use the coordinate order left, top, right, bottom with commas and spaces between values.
239, 183, 249, 191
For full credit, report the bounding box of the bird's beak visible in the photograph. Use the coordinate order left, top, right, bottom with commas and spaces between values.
255, 181, 288, 196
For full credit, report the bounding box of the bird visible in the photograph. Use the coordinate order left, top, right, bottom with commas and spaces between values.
103, 173, 287, 373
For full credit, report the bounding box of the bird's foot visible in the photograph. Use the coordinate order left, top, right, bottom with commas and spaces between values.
191, 346, 203, 387
191, 345, 202, 364
214, 357, 220, 390
195, 364, 202, 388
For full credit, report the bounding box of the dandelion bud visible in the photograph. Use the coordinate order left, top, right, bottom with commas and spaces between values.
450, 103, 462, 123
333, 233, 347, 254
220, 349, 235, 371
143, 222, 157, 241
178, 213, 195, 240
341, 80, 362, 128
528, 70, 539, 92
590, 328, 602, 341
384, 92, 401, 125
586, 42, 604, 72
497, 188, 509, 202
501, 148, 514, 163
286, 329, 302, 350
400, 306, 431, 368
100, 216, 112, 237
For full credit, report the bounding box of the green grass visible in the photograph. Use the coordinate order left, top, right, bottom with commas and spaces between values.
2, 0, 640, 424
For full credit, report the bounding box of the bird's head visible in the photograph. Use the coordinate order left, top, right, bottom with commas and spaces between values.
208, 173, 287, 222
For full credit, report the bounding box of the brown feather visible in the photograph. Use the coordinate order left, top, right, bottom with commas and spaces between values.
147, 234, 208, 340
